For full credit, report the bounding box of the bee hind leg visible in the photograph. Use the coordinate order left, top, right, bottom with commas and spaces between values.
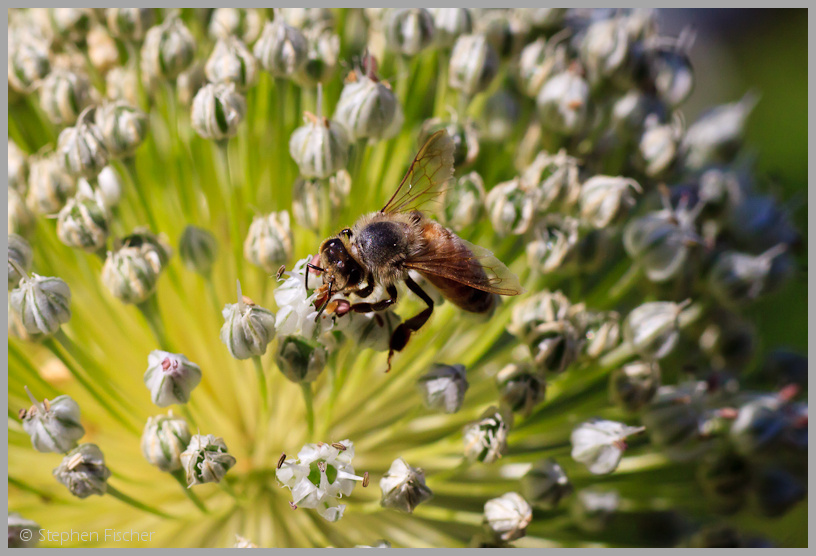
349, 284, 398, 313
387, 276, 434, 372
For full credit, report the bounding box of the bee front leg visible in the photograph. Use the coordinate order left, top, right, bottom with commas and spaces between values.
348, 284, 398, 313
387, 276, 434, 372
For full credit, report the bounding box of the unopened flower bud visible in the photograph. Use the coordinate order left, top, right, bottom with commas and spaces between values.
221, 281, 276, 359
8, 140, 28, 195
526, 215, 580, 274
176, 61, 207, 107
7, 33, 50, 94
48, 8, 93, 44
141, 17, 196, 82
26, 154, 77, 215
523, 8, 568, 31
56, 195, 109, 252
335, 71, 402, 141
420, 118, 479, 168
8, 513, 40, 548
53, 443, 111, 498
106, 8, 154, 42
21, 387, 85, 453
180, 434, 237, 487
496, 363, 546, 416
522, 149, 581, 213
94, 101, 149, 159
417, 363, 469, 414
84, 26, 119, 76
521, 459, 572, 510
636, 116, 681, 178
10, 274, 71, 337
437, 171, 485, 231
191, 83, 246, 140
205, 37, 259, 91
290, 112, 350, 179
478, 10, 529, 59
102, 231, 172, 304
39, 70, 94, 127
431, 8, 472, 48
726, 194, 799, 252
610, 360, 660, 412
641, 381, 710, 461
144, 350, 202, 407
651, 46, 694, 107
517, 37, 568, 98
385, 9, 435, 57
282, 8, 335, 30
536, 68, 590, 136
179, 225, 218, 276
296, 26, 340, 87
611, 90, 669, 136
579, 176, 641, 229
141, 411, 192, 472
481, 90, 521, 142
697, 450, 750, 514
8, 234, 33, 291
105, 66, 140, 106
754, 466, 805, 518
571, 488, 619, 533
244, 211, 293, 273
57, 108, 109, 180
463, 406, 511, 463
571, 419, 644, 475
579, 18, 632, 86
708, 245, 790, 306
623, 300, 687, 360
449, 34, 499, 98
8, 189, 35, 237
483, 492, 532, 542
276, 335, 327, 383
208, 8, 264, 44
682, 93, 757, 171
379, 457, 433, 513
292, 170, 351, 233
253, 19, 308, 78
578, 310, 621, 359
485, 177, 535, 236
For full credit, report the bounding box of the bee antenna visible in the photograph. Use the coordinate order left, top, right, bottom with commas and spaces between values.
306, 263, 326, 290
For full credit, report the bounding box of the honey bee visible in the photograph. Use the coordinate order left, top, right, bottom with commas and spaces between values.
308, 130, 523, 369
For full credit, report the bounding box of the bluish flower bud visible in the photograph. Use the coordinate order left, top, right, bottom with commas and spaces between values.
205, 37, 259, 91
416, 363, 469, 414
708, 245, 790, 306
610, 360, 660, 412
20, 387, 85, 453
9, 273, 71, 337
754, 466, 806, 517
180, 434, 237, 487
681, 93, 757, 171
275, 335, 327, 383
220, 281, 277, 360
144, 350, 202, 407
726, 194, 799, 252
385, 9, 435, 57
141, 411, 192, 472
521, 458, 572, 510
379, 457, 433, 513
449, 34, 499, 98
191, 82, 247, 140
697, 450, 750, 514
651, 45, 694, 107
53, 443, 111, 498
253, 19, 308, 78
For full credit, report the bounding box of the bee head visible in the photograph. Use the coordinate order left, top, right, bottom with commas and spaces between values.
318, 237, 363, 290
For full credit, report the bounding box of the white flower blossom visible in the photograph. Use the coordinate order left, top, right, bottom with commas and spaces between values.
571, 419, 644, 474
274, 257, 335, 344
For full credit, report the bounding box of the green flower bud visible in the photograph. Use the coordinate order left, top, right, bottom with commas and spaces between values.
295, 26, 340, 87
437, 171, 485, 232
39, 69, 94, 127
517, 37, 568, 98
463, 406, 511, 463
420, 117, 479, 168
144, 350, 202, 407
9, 274, 71, 337
94, 101, 149, 159
48, 8, 93, 44
681, 93, 757, 171
220, 281, 277, 359
521, 150, 581, 213
208, 8, 264, 44
191, 82, 246, 140
26, 153, 77, 215
579, 18, 632, 86
53, 443, 111, 498
289, 111, 350, 179
496, 363, 546, 416
571, 488, 619, 533
707, 245, 790, 306
292, 170, 351, 233
335, 71, 402, 141
521, 458, 573, 510
141, 412, 192, 472
481, 90, 521, 142
8, 234, 33, 291
449, 34, 499, 98
253, 19, 308, 78
485, 177, 535, 236
106, 8, 154, 42
416, 363, 469, 414
179, 225, 218, 276
526, 215, 580, 274
57, 108, 109, 180
623, 300, 687, 360
8, 188, 35, 238
105, 66, 140, 106
244, 211, 293, 273
20, 387, 85, 453
7, 32, 50, 94
8, 513, 40, 548
102, 231, 172, 304
56, 195, 110, 252
180, 434, 237, 487
205, 37, 259, 91
385, 9, 435, 57
140, 16, 196, 82
379, 457, 433, 513
430, 8, 472, 48
275, 335, 327, 383
697, 450, 750, 514
176, 61, 207, 107
483, 492, 532, 542
609, 360, 660, 412
579, 176, 641, 229
536, 69, 590, 136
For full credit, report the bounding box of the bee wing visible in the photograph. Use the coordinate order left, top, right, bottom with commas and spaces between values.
404, 238, 525, 296
380, 130, 455, 214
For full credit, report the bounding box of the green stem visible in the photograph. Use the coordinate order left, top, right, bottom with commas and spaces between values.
301, 383, 315, 441
120, 157, 159, 233
216, 140, 245, 284
106, 484, 176, 519
136, 294, 172, 351
205, 274, 223, 317
433, 51, 450, 118
179, 404, 199, 430
252, 356, 269, 413
170, 469, 209, 514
